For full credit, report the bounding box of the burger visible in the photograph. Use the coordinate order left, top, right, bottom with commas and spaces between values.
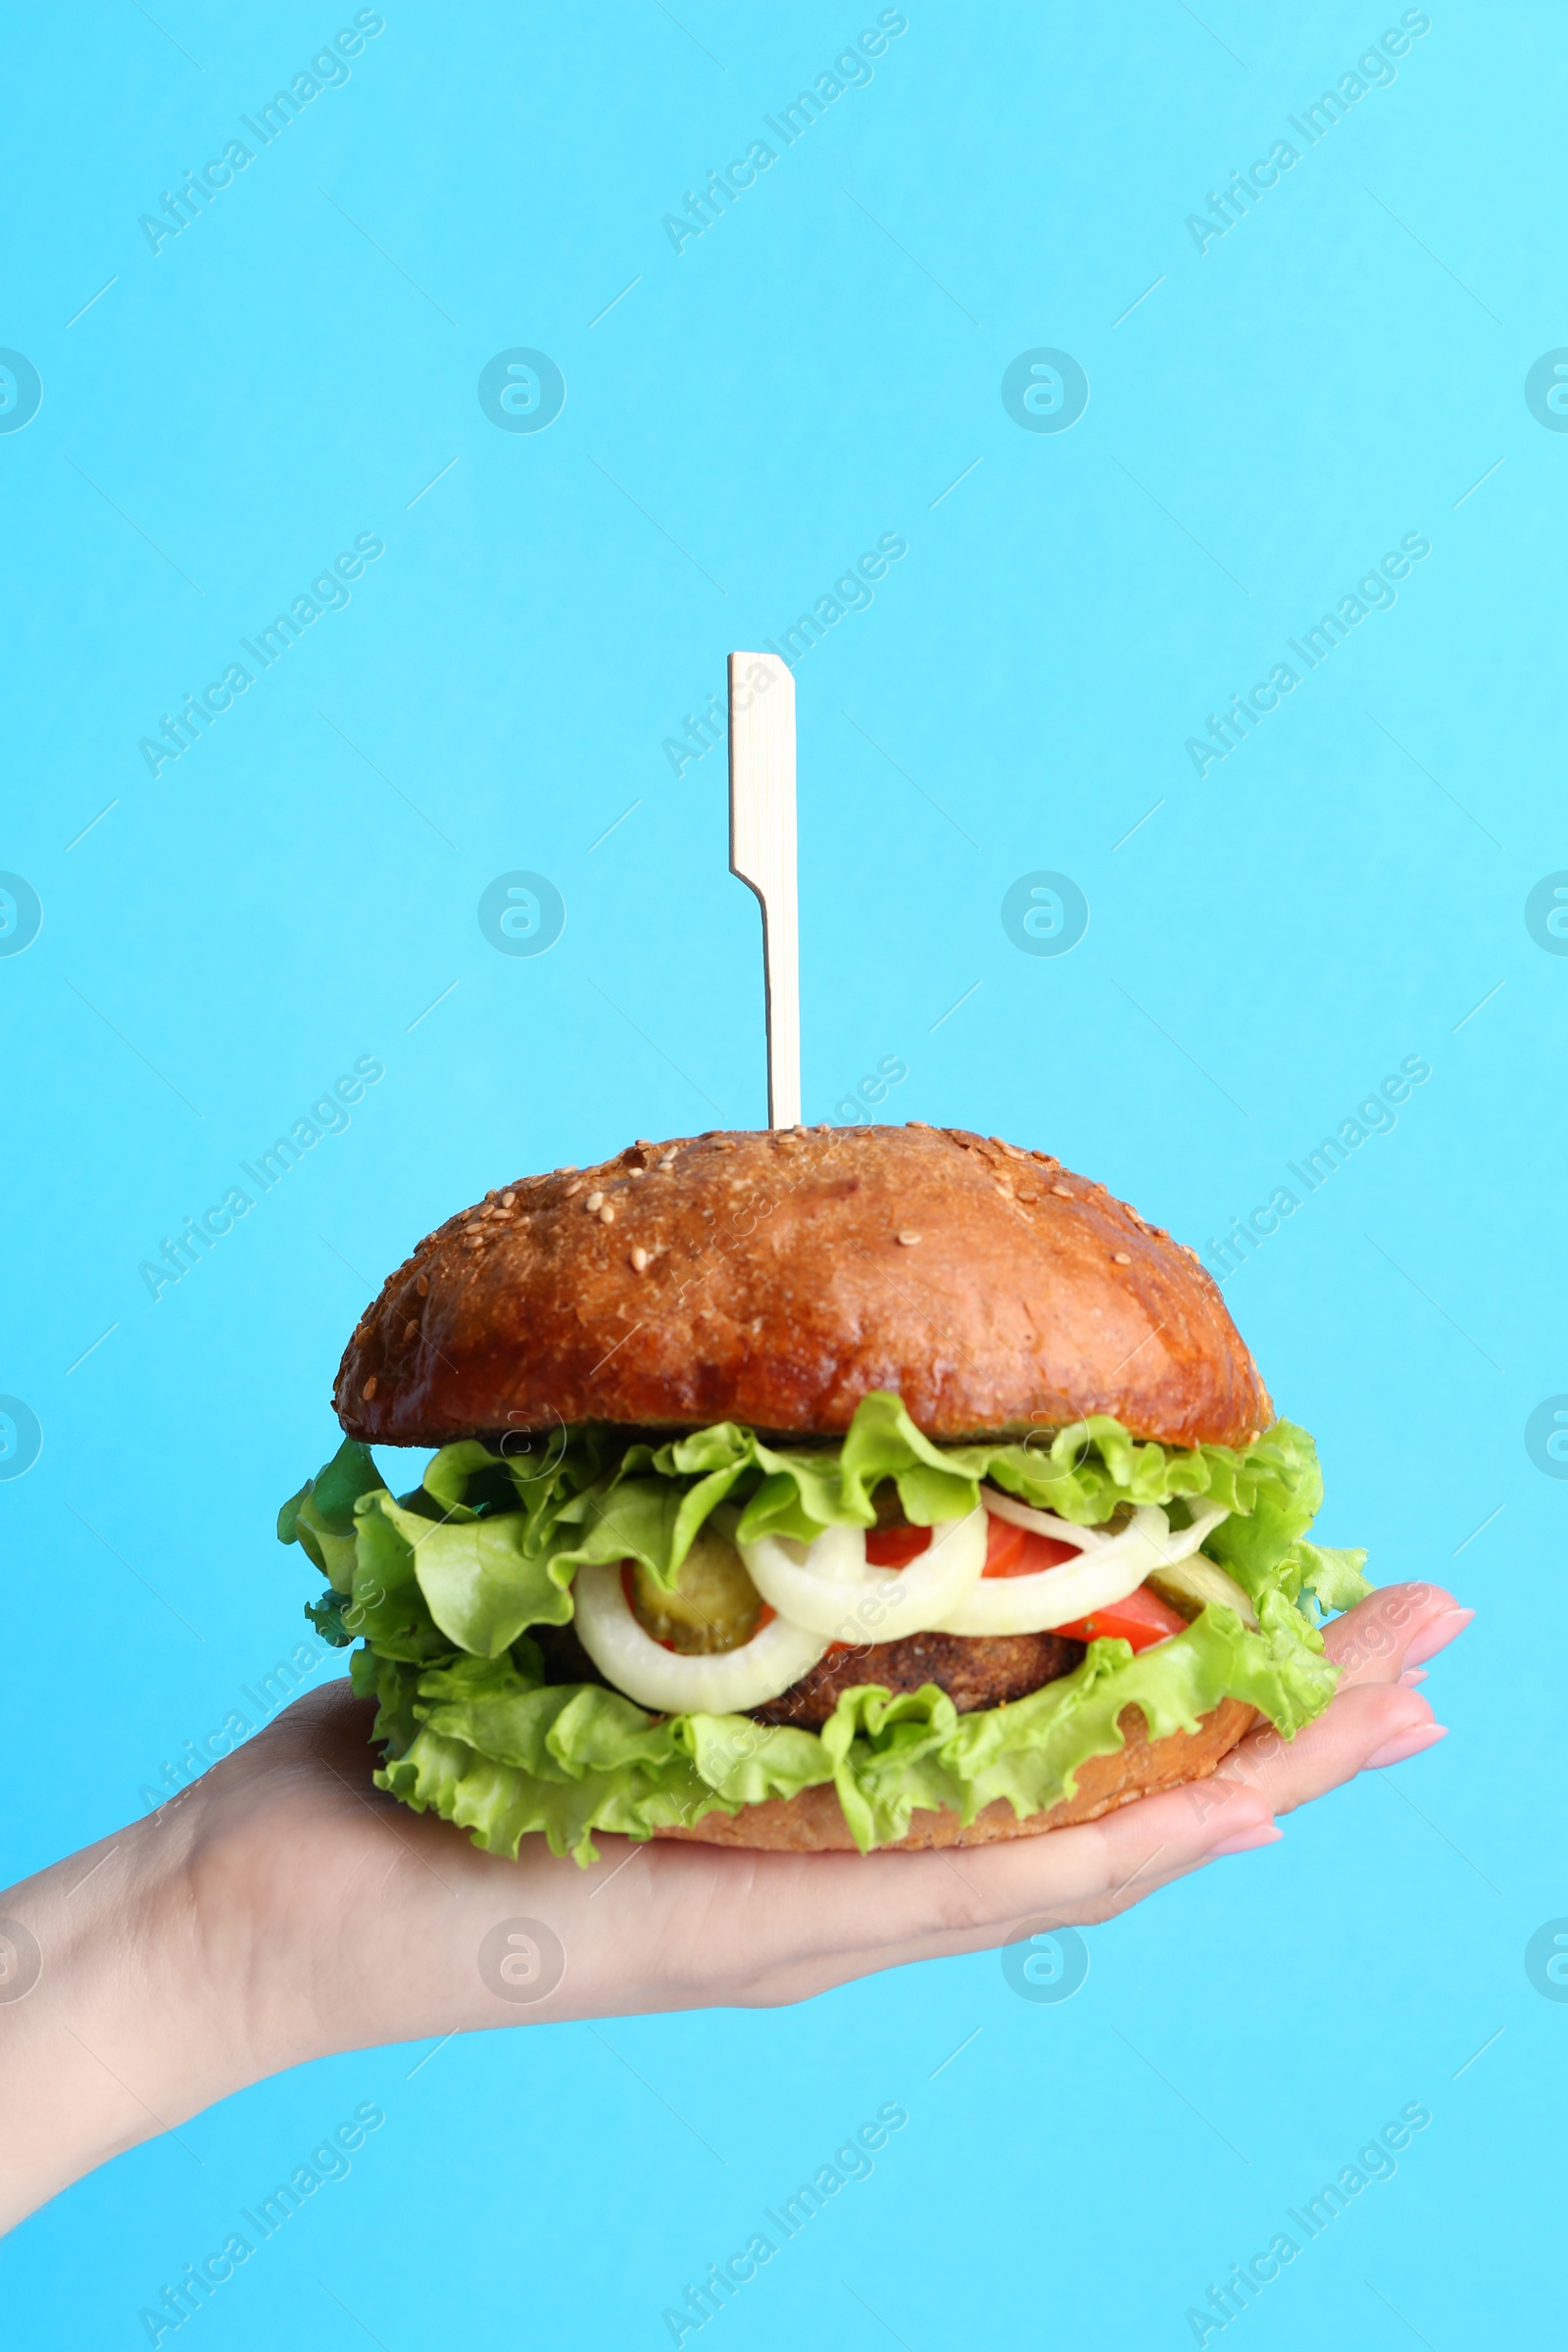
277, 1122, 1370, 1859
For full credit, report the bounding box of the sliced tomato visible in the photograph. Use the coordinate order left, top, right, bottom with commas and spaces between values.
864, 1515, 1082, 1576
1055, 1584, 1187, 1651
864, 1523, 932, 1568
981, 1515, 1079, 1578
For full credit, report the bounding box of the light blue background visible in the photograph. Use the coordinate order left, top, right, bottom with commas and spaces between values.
2, 2, 1560, 2343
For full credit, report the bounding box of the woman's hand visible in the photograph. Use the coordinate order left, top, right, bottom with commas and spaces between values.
0, 1580, 1468, 2230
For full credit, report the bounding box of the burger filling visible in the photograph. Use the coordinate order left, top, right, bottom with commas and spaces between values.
612, 1489, 1210, 1715
280, 1392, 1371, 1860
626, 1525, 762, 1654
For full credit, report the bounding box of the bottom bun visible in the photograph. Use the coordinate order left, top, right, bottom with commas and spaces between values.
655, 1697, 1258, 1853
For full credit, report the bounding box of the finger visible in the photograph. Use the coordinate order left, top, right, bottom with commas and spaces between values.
729, 1592, 1469, 1993
732, 1820, 1277, 2007
1320, 1582, 1470, 1688
711, 1586, 1471, 1975
1403, 1603, 1474, 1666
1050, 1799, 1283, 1921
858, 1777, 1284, 1977
664, 1766, 1282, 1998
1193, 1579, 1467, 1830
1211, 1681, 1440, 1821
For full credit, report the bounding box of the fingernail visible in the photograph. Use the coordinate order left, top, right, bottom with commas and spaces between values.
1403, 1607, 1474, 1667
1399, 1666, 1428, 1688
1208, 1823, 1283, 1855
1366, 1722, 1447, 1770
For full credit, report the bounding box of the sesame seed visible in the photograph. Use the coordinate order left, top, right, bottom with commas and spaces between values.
1053, 1185, 1073, 1199
501, 1192, 515, 1207
585, 1191, 605, 1211
416, 1274, 428, 1296
404, 1319, 417, 1341
599, 1202, 615, 1224
1112, 1251, 1132, 1265
659, 1152, 677, 1168
564, 1180, 582, 1197
362, 1376, 377, 1400
629, 1167, 647, 1178
630, 1246, 649, 1272
897, 1230, 922, 1247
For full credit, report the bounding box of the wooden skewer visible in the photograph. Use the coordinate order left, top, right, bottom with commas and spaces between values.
727, 652, 800, 1129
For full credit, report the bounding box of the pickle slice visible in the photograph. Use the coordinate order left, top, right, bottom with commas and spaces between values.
629, 1522, 763, 1655
1145, 1553, 1258, 1629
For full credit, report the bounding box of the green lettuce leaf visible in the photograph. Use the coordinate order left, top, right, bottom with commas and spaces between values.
279, 1396, 1366, 1862
278, 1436, 383, 1587
397, 1394, 1330, 1599
1291, 1540, 1373, 1614
358, 1587, 1339, 1863
393, 1503, 575, 1656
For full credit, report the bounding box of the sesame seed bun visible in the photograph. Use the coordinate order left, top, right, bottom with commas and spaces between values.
334, 1123, 1270, 1449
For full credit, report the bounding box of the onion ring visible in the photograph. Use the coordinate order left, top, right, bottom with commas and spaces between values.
569, 1560, 831, 1712
740, 1508, 988, 1643
935, 1498, 1232, 1636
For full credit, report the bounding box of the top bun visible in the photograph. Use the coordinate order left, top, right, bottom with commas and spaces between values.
335, 1125, 1269, 1451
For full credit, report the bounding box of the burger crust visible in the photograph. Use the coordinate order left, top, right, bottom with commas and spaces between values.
335, 1125, 1270, 1449
654, 1697, 1258, 1852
